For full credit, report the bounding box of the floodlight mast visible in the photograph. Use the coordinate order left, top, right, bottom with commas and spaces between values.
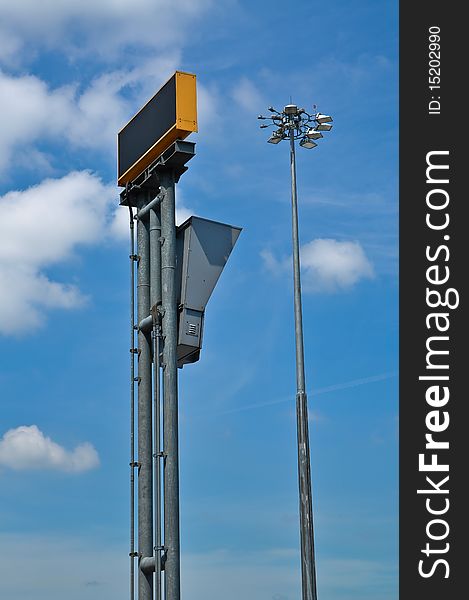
258, 103, 333, 600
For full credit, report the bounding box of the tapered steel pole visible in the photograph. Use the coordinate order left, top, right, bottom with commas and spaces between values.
289, 125, 318, 600
137, 193, 153, 600
159, 170, 181, 600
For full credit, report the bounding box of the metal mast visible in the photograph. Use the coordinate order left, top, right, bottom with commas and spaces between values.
258, 103, 334, 600
123, 142, 197, 600
119, 72, 241, 600
159, 169, 181, 600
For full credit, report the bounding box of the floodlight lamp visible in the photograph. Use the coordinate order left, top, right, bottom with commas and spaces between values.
268, 106, 277, 112
300, 138, 317, 149
258, 115, 266, 119
306, 128, 323, 140
260, 124, 269, 129
315, 113, 333, 124
268, 132, 283, 144
315, 123, 333, 132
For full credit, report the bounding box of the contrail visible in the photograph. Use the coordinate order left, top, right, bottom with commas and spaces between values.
205, 371, 398, 416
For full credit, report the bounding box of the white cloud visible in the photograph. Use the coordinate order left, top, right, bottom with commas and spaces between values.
196, 82, 224, 140
1, 63, 217, 173
0, 0, 214, 65
0, 425, 99, 473
262, 238, 374, 293
0, 265, 87, 333
0, 59, 181, 174
0, 171, 193, 334
231, 77, 264, 112
0, 70, 70, 173
260, 248, 280, 273
0, 171, 115, 334
301, 239, 374, 292
64, 55, 183, 151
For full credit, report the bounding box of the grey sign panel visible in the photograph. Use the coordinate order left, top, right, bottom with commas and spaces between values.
118, 76, 176, 181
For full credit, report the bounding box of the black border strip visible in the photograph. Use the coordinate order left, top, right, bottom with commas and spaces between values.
400, 4, 465, 598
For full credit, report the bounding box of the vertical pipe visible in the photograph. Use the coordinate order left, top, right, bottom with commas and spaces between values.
289, 126, 318, 600
150, 203, 162, 310
159, 170, 181, 600
137, 192, 153, 600
153, 323, 162, 600
129, 206, 136, 600
150, 202, 162, 600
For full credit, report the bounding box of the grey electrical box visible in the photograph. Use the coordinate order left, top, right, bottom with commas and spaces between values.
175, 216, 242, 367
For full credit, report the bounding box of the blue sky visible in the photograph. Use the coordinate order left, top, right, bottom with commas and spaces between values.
0, 1, 398, 599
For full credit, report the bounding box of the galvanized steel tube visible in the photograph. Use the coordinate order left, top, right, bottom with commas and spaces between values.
153, 323, 162, 600
159, 169, 181, 600
150, 202, 163, 600
129, 206, 136, 600
137, 193, 153, 600
289, 126, 318, 600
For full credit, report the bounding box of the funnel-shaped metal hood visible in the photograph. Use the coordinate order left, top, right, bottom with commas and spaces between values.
176, 216, 242, 311
175, 216, 242, 367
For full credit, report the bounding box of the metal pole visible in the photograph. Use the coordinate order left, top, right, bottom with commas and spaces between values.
152, 322, 162, 600
150, 199, 162, 316
289, 125, 318, 600
159, 171, 181, 600
129, 206, 136, 600
137, 192, 153, 600
150, 201, 163, 600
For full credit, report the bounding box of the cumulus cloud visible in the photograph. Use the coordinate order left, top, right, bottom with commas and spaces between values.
0, 0, 215, 171
0, 58, 225, 176
0, 57, 181, 173
0, 0, 214, 65
0, 425, 99, 473
0, 171, 193, 334
301, 238, 374, 292
0, 70, 70, 173
0, 171, 115, 334
262, 238, 374, 293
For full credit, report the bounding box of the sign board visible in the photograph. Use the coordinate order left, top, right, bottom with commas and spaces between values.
117, 71, 197, 186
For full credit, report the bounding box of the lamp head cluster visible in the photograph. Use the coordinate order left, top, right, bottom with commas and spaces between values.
258, 104, 333, 148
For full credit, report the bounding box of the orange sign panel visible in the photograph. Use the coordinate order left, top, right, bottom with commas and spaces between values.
118, 71, 197, 186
